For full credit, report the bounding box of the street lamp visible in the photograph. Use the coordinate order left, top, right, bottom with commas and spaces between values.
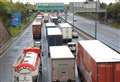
95, 0, 98, 39
73, 2, 74, 26
65, 7, 67, 22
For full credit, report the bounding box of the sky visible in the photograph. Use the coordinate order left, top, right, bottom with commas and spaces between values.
13, 0, 116, 4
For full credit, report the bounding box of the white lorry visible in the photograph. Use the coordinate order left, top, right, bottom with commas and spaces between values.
59, 23, 72, 43
45, 23, 56, 28
49, 46, 75, 82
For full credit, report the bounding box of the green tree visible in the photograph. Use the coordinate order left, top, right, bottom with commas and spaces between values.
100, 2, 107, 9
0, 1, 34, 27
0, 0, 14, 27
107, 2, 120, 23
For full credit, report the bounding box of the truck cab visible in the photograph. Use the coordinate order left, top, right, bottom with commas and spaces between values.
67, 42, 76, 55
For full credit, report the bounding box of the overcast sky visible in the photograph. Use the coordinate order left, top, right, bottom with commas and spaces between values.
13, 0, 116, 4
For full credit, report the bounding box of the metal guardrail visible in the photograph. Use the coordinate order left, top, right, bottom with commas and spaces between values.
60, 17, 95, 40
60, 17, 120, 54
0, 39, 13, 56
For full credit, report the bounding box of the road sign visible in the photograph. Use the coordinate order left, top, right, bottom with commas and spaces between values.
11, 12, 21, 27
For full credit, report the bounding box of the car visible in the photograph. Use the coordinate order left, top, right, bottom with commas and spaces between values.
74, 19, 77, 22
57, 19, 61, 23
72, 30, 78, 38
34, 41, 41, 48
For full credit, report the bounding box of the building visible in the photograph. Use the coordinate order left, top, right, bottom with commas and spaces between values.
69, 0, 106, 13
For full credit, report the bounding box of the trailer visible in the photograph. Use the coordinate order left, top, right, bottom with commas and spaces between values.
50, 16, 58, 25
13, 47, 41, 82
47, 27, 63, 46
76, 40, 120, 82
59, 23, 72, 43
32, 20, 42, 40
45, 23, 56, 28
36, 16, 43, 21
44, 14, 49, 23
49, 46, 75, 82
37, 12, 44, 18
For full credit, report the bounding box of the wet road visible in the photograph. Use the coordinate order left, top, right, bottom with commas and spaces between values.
63, 13, 120, 52
41, 22, 51, 82
0, 18, 83, 82
41, 21, 82, 82
0, 23, 33, 82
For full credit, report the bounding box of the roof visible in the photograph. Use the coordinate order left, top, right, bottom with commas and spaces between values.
36, 16, 42, 19
32, 21, 41, 25
78, 40, 120, 63
15, 52, 38, 72
50, 16, 58, 19
46, 23, 56, 27
50, 46, 74, 59
59, 23, 72, 28
37, 3, 64, 6
47, 28, 62, 35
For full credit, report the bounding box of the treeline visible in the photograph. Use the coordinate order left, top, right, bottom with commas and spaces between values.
75, 2, 120, 28
0, 0, 35, 27
107, 2, 120, 23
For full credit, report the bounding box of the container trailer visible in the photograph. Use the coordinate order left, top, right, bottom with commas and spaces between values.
47, 28, 63, 46
76, 40, 120, 82
59, 23, 72, 43
45, 23, 56, 28
36, 16, 43, 21
32, 20, 42, 40
49, 46, 75, 82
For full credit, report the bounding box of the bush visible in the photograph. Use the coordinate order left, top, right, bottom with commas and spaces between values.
0, 1, 34, 27
0, 1, 35, 36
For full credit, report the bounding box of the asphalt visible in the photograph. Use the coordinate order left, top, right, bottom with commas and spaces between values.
0, 38, 13, 56
0, 23, 33, 82
41, 20, 82, 82
0, 17, 83, 82
63, 13, 120, 53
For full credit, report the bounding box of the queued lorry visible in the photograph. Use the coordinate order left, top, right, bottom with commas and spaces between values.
49, 46, 75, 82
44, 13, 49, 23
50, 15, 58, 25
32, 20, 42, 40
47, 27, 63, 46
59, 23, 72, 43
45, 22, 56, 28
76, 40, 120, 82
13, 47, 41, 82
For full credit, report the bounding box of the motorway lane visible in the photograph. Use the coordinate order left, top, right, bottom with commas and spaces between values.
41, 23, 52, 82
0, 23, 33, 82
64, 13, 120, 52
0, 18, 83, 82
41, 21, 83, 82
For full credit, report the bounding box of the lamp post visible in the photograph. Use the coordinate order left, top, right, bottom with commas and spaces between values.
95, 0, 98, 39
73, 2, 74, 26
65, 5, 68, 22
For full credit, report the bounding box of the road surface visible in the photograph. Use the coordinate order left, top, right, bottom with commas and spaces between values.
63, 13, 120, 52
0, 17, 84, 82
41, 21, 82, 82
0, 24, 33, 82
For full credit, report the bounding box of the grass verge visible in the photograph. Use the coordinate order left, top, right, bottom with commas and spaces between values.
9, 13, 36, 37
